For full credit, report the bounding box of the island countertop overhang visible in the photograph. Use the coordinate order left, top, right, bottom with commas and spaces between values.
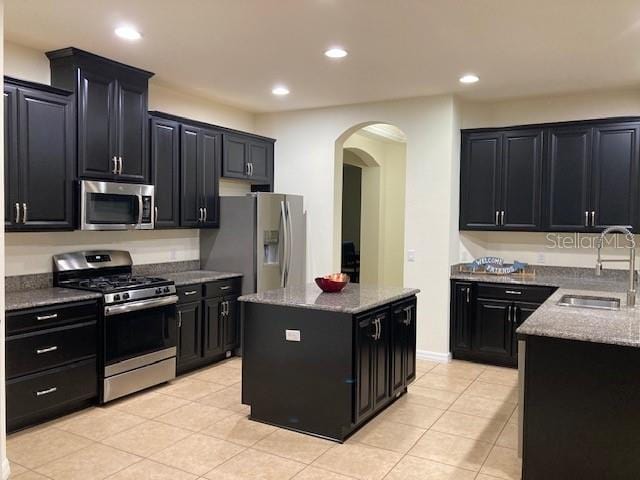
238, 283, 420, 314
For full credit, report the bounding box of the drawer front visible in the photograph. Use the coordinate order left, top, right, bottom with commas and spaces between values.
476, 283, 555, 303
7, 300, 99, 335
177, 284, 203, 303
204, 277, 242, 298
7, 359, 97, 431
6, 321, 97, 379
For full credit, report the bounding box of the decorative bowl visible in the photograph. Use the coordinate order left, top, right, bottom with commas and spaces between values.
315, 273, 350, 293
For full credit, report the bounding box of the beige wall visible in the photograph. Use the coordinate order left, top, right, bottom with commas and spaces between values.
256, 95, 459, 359
343, 132, 406, 287
458, 89, 640, 268
3, 41, 257, 275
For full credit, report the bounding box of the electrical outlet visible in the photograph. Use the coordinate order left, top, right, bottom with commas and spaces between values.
536, 252, 546, 264
285, 329, 301, 342
407, 250, 416, 262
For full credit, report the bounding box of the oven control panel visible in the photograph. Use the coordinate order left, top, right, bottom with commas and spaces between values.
104, 284, 177, 305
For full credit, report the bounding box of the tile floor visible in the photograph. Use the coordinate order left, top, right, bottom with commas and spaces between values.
7, 357, 521, 480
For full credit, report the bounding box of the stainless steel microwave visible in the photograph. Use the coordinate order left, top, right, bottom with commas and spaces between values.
80, 180, 154, 230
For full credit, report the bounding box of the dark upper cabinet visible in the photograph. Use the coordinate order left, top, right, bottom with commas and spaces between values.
150, 116, 180, 228
461, 117, 640, 233
4, 79, 75, 231
501, 129, 543, 229
543, 126, 592, 231
4, 84, 18, 230
47, 47, 153, 183
222, 133, 274, 186
179, 124, 221, 228
590, 122, 640, 230
460, 133, 502, 229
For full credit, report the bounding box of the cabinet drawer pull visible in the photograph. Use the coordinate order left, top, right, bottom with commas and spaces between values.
500, 211, 504, 226
178, 310, 183, 328
591, 211, 596, 227
36, 346, 58, 354
584, 211, 589, 227
14, 203, 20, 224
36, 387, 57, 397
466, 287, 470, 303
183, 290, 198, 296
505, 290, 522, 295
219, 286, 231, 291
22, 203, 27, 224
495, 211, 499, 226
36, 313, 58, 321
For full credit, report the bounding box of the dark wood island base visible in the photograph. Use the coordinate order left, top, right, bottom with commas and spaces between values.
240, 289, 418, 442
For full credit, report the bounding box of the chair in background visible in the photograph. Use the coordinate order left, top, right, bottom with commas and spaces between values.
341, 241, 360, 283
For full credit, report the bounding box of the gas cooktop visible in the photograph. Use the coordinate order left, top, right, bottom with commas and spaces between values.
59, 274, 173, 293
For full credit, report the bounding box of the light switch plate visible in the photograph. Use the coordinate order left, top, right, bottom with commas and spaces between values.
285, 329, 301, 342
407, 249, 416, 262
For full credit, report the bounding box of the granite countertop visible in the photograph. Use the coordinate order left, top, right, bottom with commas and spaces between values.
6, 288, 102, 312
162, 270, 243, 286
451, 264, 640, 347
516, 288, 640, 348
239, 283, 420, 314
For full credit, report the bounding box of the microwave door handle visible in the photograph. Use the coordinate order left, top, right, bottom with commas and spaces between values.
138, 194, 143, 226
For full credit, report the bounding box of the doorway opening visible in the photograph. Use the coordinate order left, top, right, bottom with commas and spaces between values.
335, 123, 407, 286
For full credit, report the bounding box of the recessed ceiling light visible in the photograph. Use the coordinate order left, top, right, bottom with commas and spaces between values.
272, 86, 290, 96
325, 47, 348, 58
459, 74, 479, 84
115, 26, 142, 41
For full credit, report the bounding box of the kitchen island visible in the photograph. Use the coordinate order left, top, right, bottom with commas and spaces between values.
239, 283, 419, 442
517, 287, 640, 480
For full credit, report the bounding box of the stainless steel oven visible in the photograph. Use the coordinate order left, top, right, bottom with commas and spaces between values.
103, 294, 178, 402
80, 180, 154, 230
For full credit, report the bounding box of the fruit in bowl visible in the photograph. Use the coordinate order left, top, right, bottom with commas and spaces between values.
315, 273, 350, 293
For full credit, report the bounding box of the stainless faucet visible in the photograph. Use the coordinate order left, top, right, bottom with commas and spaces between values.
595, 226, 636, 306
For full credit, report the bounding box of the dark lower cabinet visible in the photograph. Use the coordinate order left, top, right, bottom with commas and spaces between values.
6, 300, 99, 432
176, 300, 203, 371
4, 77, 75, 231
175, 279, 242, 374
450, 281, 555, 367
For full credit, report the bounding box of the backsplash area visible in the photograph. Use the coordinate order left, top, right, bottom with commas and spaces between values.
5, 229, 199, 276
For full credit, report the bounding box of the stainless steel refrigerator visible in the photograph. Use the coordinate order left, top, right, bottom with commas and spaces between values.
200, 193, 306, 294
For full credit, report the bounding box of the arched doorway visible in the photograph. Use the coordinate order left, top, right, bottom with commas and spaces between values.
334, 123, 407, 286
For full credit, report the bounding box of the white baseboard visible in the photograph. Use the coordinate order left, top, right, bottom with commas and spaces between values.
416, 349, 451, 363
1, 457, 10, 480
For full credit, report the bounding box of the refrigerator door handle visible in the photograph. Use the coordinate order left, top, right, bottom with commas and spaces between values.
285, 201, 293, 287
280, 201, 289, 288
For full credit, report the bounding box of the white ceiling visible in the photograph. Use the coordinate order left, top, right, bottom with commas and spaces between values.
6, 0, 640, 113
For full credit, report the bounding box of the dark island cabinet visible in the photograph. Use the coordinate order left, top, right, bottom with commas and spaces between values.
175, 278, 241, 374
4, 78, 75, 231
390, 298, 417, 396
47, 47, 153, 183
222, 133, 274, 186
450, 280, 555, 367
150, 116, 180, 228
6, 300, 99, 432
461, 117, 640, 232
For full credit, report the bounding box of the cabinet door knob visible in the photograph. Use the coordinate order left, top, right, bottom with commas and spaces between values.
22, 203, 27, 224
204, 207, 208, 222
118, 157, 124, 175
112, 156, 118, 174
591, 211, 596, 227
178, 310, 183, 328
466, 287, 470, 303
14, 203, 20, 224
500, 211, 505, 226
584, 211, 589, 227
495, 211, 499, 226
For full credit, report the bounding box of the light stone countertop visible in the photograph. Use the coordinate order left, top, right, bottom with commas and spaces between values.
239, 283, 420, 314
162, 270, 243, 287
5, 288, 102, 312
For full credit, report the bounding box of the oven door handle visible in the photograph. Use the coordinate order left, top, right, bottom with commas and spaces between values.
104, 295, 179, 316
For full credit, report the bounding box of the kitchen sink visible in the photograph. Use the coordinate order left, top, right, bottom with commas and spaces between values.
557, 294, 620, 311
